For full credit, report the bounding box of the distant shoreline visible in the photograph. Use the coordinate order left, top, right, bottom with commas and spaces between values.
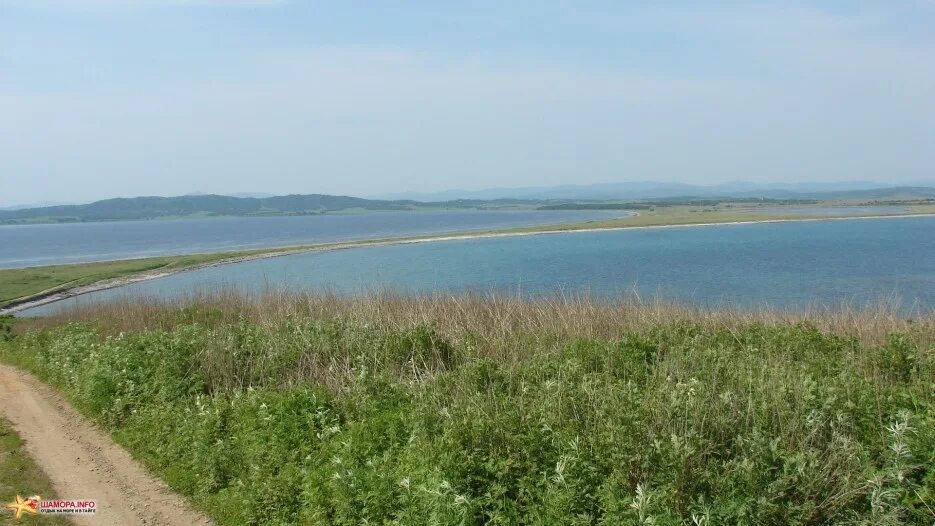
6, 211, 935, 315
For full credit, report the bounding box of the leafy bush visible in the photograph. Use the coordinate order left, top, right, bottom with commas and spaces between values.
0, 314, 13, 341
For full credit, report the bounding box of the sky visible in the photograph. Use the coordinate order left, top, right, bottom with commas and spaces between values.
1, 1, 934, 206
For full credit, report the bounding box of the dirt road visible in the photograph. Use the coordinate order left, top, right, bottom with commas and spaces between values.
0, 365, 212, 525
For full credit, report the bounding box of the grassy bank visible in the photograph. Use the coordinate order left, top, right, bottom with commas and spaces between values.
2, 294, 934, 524
0, 251, 266, 308
0, 417, 67, 525
4, 204, 934, 312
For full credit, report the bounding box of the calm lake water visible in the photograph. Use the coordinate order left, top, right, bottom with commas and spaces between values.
0, 210, 622, 269
27, 216, 935, 314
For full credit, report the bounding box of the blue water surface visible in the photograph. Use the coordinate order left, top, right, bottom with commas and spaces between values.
27, 216, 935, 314
0, 210, 622, 268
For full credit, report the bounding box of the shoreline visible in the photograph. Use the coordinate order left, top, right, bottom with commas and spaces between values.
5, 211, 934, 315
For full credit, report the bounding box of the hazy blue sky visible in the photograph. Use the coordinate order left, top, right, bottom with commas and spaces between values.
2, 1, 933, 205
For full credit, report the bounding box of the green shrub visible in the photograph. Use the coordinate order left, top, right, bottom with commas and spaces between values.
0, 314, 13, 341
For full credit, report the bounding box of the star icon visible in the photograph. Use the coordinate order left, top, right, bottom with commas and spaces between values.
5, 495, 40, 520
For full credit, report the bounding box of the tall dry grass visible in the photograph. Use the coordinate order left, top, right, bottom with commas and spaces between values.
26, 288, 931, 348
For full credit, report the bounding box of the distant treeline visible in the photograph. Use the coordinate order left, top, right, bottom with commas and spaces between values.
0, 194, 404, 224
0, 194, 541, 224
539, 203, 655, 210
859, 198, 935, 206
4, 189, 929, 224
538, 197, 820, 211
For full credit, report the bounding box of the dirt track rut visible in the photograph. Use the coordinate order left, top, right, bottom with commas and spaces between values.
0, 365, 212, 525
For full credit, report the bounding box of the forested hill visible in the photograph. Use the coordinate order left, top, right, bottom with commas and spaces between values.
0, 194, 506, 224
3, 186, 933, 224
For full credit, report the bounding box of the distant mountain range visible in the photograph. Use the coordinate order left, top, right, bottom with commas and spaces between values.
0, 201, 75, 211
1, 184, 932, 225
0, 194, 422, 224
0, 193, 282, 211
0, 194, 540, 224
375, 180, 935, 201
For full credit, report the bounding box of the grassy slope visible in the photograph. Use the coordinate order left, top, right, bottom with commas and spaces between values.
2, 295, 934, 525
0, 418, 67, 525
0, 250, 276, 308
4, 203, 934, 310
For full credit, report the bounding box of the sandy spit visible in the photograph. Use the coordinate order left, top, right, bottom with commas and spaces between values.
4, 212, 932, 315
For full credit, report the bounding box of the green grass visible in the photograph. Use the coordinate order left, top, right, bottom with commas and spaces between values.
0, 251, 271, 308
2, 294, 934, 525
0, 418, 68, 525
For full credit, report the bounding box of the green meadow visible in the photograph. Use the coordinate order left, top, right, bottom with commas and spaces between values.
2, 294, 933, 525
0, 253, 254, 309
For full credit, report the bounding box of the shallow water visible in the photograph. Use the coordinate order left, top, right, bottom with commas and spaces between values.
27, 215, 935, 314
0, 210, 622, 268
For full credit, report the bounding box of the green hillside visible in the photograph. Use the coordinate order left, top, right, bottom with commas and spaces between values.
0, 194, 425, 224
3, 295, 933, 525
2, 187, 933, 224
